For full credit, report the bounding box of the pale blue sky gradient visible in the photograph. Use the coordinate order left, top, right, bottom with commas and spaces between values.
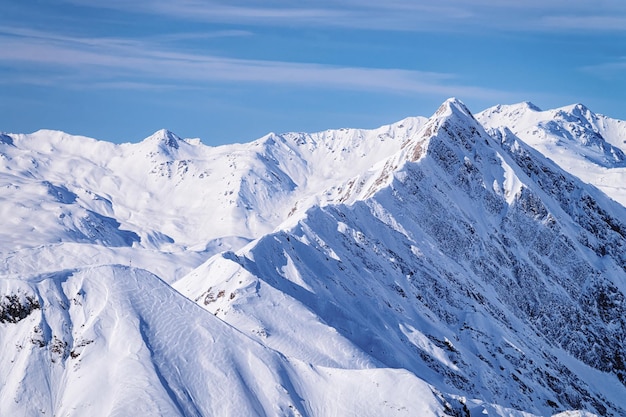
1, 1, 625, 145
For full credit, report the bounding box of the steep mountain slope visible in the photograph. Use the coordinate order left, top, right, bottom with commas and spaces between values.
0, 265, 446, 416
3, 98, 626, 416
177, 99, 626, 416
477, 102, 626, 206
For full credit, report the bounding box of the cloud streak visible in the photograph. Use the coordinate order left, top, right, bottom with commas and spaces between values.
0, 28, 510, 101
581, 57, 626, 79
539, 15, 626, 31
62, 0, 626, 32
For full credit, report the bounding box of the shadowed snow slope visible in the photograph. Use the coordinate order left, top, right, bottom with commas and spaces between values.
177, 99, 626, 416
3, 98, 626, 416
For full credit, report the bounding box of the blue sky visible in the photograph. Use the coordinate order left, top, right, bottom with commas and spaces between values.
1, 1, 625, 145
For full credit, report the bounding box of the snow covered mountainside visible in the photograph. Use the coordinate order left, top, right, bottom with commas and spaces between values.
2, 99, 626, 416
477, 102, 626, 206
0, 119, 425, 283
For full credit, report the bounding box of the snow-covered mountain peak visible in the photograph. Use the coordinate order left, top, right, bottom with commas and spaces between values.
318, 98, 501, 208
556, 102, 594, 119
478, 101, 626, 178
416, 97, 488, 158
510, 101, 541, 112
437, 97, 472, 116
140, 128, 185, 156
412, 98, 523, 206
425, 99, 490, 142
7, 130, 110, 158
522, 101, 542, 111
475, 101, 541, 125
546, 103, 605, 137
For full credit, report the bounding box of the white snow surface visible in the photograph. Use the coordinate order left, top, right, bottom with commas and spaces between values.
0, 266, 444, 416
477, 102, 626, 206
3, 98, 626, 416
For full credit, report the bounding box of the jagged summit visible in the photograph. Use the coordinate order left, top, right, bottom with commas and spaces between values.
522, 101, 542, 111
434, 97, 482, 129
143, 128, 182, 150
397, 97, 486, 163
435, 97, 474, 118
316, 98, 509, 210
548, 103, 603, 131
558, 102, 593, 116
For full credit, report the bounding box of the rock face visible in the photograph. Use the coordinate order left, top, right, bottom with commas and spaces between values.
2, 99, 626, 416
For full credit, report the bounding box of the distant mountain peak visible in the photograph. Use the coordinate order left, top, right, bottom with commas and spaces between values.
479, 102, 541, 119
554, 103, 596, 122
569, 102, 591, 113
145, 129, 181, 149
521, 101, 542, 111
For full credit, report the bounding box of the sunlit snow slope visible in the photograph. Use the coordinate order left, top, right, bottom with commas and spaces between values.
0, 119, 425, 283
0, 266, 444, 416
2, 98, 626, 416
477, 102, 626, 206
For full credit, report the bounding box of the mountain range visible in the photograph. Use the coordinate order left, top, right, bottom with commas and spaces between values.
2, 98, 626, 416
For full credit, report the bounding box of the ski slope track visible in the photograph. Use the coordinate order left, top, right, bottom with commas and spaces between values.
2, 98, 626, 416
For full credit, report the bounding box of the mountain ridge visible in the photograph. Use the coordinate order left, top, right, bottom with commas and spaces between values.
177, 99, 626, 415
3, 98, 626, 416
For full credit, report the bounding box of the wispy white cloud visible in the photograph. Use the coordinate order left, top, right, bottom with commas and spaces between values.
61, 0, 626, 32
0, 28, 510, 101
538, 15, 626, 31
581, 58, 626, 79
148, 30, 253, 43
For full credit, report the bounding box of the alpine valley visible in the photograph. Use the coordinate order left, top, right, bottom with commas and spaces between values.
2, 98, 626, 416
